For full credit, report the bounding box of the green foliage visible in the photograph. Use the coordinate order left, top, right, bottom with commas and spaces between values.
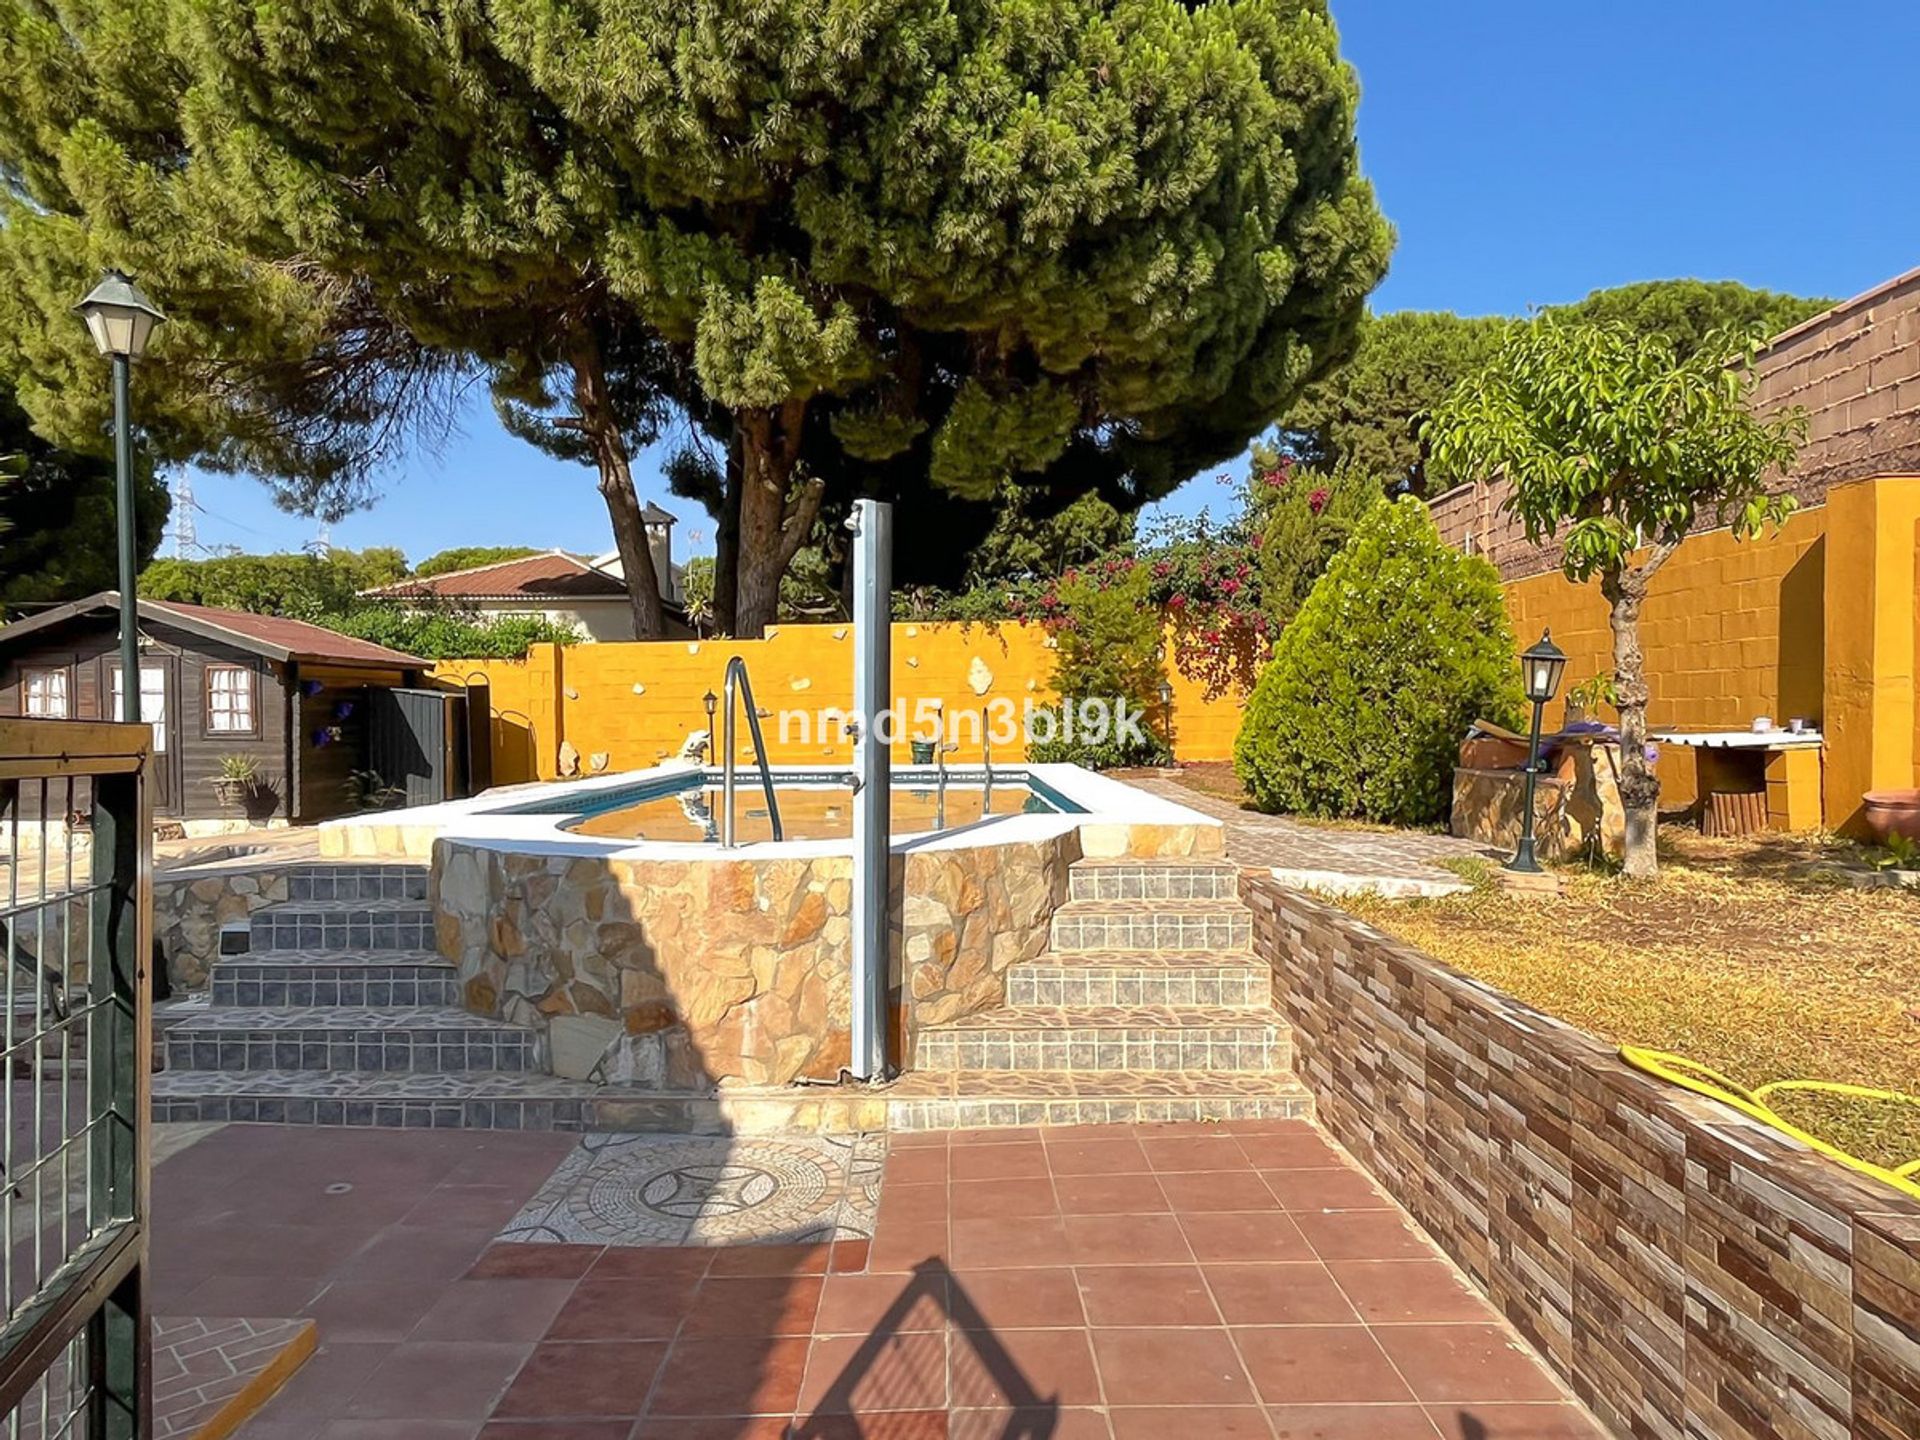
681, 555, 716, 632
414, 546, 540, 579
1254, 457, 1383, 625
1426, 319, 1805, 581
140, 548, 408, 621
0, 382, 169, 609
1551, 280, 1831, 361
1235, 499, 1523, 823
1024, 562, 1171, 769
323, 603, 581, 660
0, 0, 1390, 635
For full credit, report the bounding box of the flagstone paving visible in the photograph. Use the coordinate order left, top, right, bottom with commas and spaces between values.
149, 1120, 1602, 1439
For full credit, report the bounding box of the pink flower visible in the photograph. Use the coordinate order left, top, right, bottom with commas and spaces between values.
1308, 487, 1329, 515
1168, 594, 1186, 610
1221, 579, 1240, 596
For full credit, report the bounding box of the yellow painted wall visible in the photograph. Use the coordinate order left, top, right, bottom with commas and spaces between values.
1502, 508, 1829, 813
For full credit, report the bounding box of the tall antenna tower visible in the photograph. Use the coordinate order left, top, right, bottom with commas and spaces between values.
171, 474, 198, 558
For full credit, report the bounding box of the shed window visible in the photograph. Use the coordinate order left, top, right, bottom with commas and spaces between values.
206, 666, 257, 734
22, 668, 68, 718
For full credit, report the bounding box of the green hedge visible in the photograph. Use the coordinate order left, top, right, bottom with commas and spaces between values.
1234, 497, 1523, 824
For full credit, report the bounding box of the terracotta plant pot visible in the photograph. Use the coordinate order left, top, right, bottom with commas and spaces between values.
1862, 789, 1920, 844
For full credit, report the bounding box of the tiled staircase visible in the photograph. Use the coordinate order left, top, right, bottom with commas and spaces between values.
152, 864, 597, 1130
888, 857, 1312, 1130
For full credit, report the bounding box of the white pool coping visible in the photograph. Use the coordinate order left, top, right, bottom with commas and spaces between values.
320, 761, 1220, 862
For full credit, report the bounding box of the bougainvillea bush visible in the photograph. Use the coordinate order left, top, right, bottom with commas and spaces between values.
1234, 497, 1523, 824
1025, 560, 1172, 769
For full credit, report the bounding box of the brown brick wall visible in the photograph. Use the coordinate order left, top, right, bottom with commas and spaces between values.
1431, 266, 1920, 580
1244, 874, 1920, 1440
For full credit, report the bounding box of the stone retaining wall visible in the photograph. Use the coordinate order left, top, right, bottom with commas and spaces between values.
1244, 875, 1920, 1440
154, 863, 292, 991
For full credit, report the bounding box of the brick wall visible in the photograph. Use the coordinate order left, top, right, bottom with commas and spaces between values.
1432, 266, 1920, 581
1244, 874, 1920, 1440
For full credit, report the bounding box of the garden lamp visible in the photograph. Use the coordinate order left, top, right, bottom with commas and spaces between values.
1156, 677, 1175, 751
75, 269, 166, 723
1507, 629, 1567, 874
702, 689, 718, 747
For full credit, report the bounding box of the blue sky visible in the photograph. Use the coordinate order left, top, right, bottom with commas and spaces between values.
175, 0, 1920, 561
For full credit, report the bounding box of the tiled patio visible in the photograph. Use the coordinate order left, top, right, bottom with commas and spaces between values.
157, 1120, 1602, 1439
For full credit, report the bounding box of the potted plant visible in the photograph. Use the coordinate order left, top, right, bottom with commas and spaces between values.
210, 753, 263, 809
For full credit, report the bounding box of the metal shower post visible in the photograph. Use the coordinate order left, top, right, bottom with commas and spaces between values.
848, 499, 893, 1081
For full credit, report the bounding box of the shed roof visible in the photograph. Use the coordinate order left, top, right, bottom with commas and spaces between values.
0, 594, 425, 668
360, 550, 629, 602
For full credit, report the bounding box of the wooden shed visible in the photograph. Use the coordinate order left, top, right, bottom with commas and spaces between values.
0, 593, 433, 824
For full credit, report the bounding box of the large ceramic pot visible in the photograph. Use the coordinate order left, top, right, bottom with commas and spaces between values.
1862, 789, 1920, 844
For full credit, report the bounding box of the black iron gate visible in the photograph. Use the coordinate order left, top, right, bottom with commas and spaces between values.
366, 688, 470, 808
0, 719, 152, 1438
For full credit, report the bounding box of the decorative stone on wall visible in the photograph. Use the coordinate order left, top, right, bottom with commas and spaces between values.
1244, 874, 1920, 1440
153, 865, 292, 991
897, 834, 1077, 1029
434, 840, 856, 1091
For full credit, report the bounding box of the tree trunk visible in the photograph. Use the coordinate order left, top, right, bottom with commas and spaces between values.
568, 328, 666, 640
1602, 565, 1660, 877
713, 423, 742, 638
727, 402, 824, 639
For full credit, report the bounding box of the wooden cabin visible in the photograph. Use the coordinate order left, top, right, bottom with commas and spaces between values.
0, 593, 429, 824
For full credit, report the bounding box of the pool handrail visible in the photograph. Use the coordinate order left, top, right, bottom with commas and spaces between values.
720, 656, 785, 846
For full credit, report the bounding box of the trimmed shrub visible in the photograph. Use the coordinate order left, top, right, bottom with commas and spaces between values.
1234, 497, 1523, 823
1026, 561, 1172, 770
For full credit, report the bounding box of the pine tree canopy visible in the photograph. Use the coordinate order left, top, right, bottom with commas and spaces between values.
0, 0, 1391, 635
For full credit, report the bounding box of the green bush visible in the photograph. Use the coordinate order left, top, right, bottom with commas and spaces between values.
1234, 498, 1523, 823
1025, 562, 1171, 770
323, 603, 581, 660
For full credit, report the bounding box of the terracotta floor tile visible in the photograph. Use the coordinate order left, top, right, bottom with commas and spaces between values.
585, 1246, 714, 1282
490, 1339, 664, 1419
1075, 1264, 1220, 1327
951, 1175, 1057, 1219
1044, 1135, 1152, 1176
245, 1341, 388, 1425
815, 1271, 950, 1335
951, 1326, 1102, 1409
1053, 1173, 1169, 1216
948, 1143, 1049, 1181
830, 1240, 870, 1274
948, 1267, 1086, 1330
800, 1330, 948, 1413
950, 1214, 1070, 1270
650, 1334, 812, 1417
1267, 1403, 1442, 1438
322, 1423, 489, 1439
466, 1244, 604, 1281
710, 1243, 835, 1278
1090, 1327, 1254, 1407
1293, 1210, 1433, 1263
1235, 1133, 1345, 1169
1371, 1325, 1567, 1404
1425, 1402, 1608, 1439
545, 1276, 698, 1341
1179, 1211, 1316, 1263
411, 1278, 578, 1343
345, 1340, 533, 1421
337, 1228, 495, 1286
879, 1183, 952, 1227
797, 1408, 950, 1438
1062, 1213, 1193, 1266
868, 1220, 950, 1274
303, 1276, 444, 1342
1326, 1261, 1494, 1325
952, 1127, 1044, 1146
1139, 1135, 1254, 1172
884, 1148, 950, 1185
1260, 1167, 1391, 1212
633, 1419, 793, 1440
480, 1422, 632, 1439
952, 1407, 1113, 1440
1110, 1407, 1272, 1439
679, 1275, 825, 1338
1203, 1262, 1359, 1326
1232, 1325, 1413, 1407
1156, 1170, 1285, 1213
888, 1131, 949, 1150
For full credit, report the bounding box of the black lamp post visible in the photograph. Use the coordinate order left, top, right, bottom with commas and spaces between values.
74, 270, 166, 723
702, 689, 718, 756
1506, 629, 1569, 874
1156, 677, 1175, 754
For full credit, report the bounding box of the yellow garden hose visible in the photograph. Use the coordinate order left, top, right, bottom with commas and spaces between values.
1619, 1046, 1920, 1201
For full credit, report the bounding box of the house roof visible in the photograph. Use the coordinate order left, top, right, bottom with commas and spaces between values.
0, 594, 425, 668
360, 550, 630, 602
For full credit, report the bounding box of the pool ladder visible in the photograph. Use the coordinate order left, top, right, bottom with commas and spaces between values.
720, 656, 784, 846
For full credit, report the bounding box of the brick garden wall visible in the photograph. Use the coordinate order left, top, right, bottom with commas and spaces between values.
1243, 874, 1920, 1440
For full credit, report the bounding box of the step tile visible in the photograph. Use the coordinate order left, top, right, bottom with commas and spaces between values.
886, 1069, 1314, 1131
210, 951, 459, 1009
286, 864, 429, 903
1049, 899, 1252, 953
1067, 859, 1242, 902
151, 1069, 598, 1131
163, 1006, 535, 1074
1006, 950, 1270, 1007
248, 901, 434, 953
912, 1005, 1287, 1073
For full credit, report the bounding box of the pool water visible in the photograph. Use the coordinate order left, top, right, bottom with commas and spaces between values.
568, 777, 1059, 843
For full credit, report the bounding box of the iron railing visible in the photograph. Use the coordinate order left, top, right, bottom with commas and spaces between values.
0, 720, 152, 1439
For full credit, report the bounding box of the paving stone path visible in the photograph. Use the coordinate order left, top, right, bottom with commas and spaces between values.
1129, 775, 1498, 897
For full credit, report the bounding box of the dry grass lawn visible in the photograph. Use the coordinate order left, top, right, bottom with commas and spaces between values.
1341, 830, 1920, 1171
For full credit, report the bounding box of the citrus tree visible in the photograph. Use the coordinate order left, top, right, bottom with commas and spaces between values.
1427, 319, 1803, 876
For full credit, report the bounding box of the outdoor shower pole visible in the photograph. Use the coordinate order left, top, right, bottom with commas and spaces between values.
848, 499, 893, 1082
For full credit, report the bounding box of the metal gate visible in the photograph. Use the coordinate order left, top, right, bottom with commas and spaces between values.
366, 688, 469, 809
0, 719, 152, 1438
